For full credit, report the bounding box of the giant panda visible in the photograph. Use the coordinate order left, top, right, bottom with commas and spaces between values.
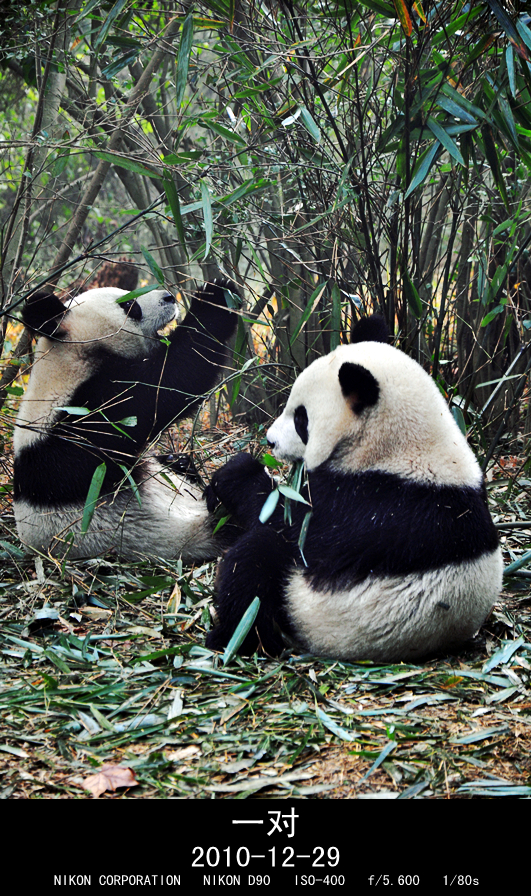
205, 316, 503, 663
13, 279, 238, 561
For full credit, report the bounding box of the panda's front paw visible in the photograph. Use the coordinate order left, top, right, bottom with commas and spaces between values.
205, 453, 272, 525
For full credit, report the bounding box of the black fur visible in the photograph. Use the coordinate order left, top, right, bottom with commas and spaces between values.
350, 313, 389, 345
14, 280, 238, 507
23, 291, 67, 338
338, 362, 380, 413
206, 454, 499, 656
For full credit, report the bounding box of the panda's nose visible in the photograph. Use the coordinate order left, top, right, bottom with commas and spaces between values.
267, 436, 276, 449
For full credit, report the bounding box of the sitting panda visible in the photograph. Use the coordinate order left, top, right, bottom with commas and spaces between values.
14, 279, 238, 561
205, 316, 503, 663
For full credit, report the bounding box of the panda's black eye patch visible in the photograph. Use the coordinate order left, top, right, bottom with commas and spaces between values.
121, 300, 142, 321
294, 405, 309, 445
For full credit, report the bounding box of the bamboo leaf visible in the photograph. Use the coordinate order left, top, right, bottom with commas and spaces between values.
163, 173, 187, 252
402, 270, 423, 318
259, 489, 280, 523
198, 120, 247, 147
54, 406, 90, 415
200, 180, 213, 259
316, 708, 359, 742
484, 0, 522, 46
278, 484, 310, 504
118, 465, 142, 507
299, 107, 321, 143
289, 283, 327, 346
94, 0, 129, 50
81, 463, 106, 535
91, 151, 161, 179
141, 247, 164, 285
427, 117, 464, 165
298, 510, 313, 567
451, 406, 467, 436
330, 283, 342, 351
223, 597, 261, 664
393, 0, 412, 36
404, 142, 441, 198
175, 11, 194, 107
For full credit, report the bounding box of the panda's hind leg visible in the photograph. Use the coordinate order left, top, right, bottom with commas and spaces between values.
206, 526, 295, 657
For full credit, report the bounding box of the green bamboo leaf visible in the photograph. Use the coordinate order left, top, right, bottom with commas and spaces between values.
115, 285, 162, 303
482, 636, 525, 671
402, 270, 423, 319
117, 417, 137, 427
94, 0, 129, 50
118, 464, 142, 507
451, 406, 467, 436
101, 48, 140, 80
516, 17, 531, 52
54, 406, 90, 415
223, 597, 261, 664
259, 488, 280, 523
358, 740, 397, 782
200, 180, 213, 259
481, 123, 509, 208
440, 83, 485, 121
316, 708, 359, 742
354, 0, 394, 14
427, 117, 464, 166
163, 173, 186, 251
298, 510, 313, 567
496, 92, 518, 148
436, 93, 477, 125
278, 484, 310, 504
300, 107, 321, 143
484, 0, 522, 46
330, 283, 342, 351
81, 463, 106, 535
506, 45, 516, 98
404, 142, 441, 198
91, 151, 161, 179
503, 549, 531, 577
289, 283, 327, 346
175, 11, 194, 107
261, 453, 283, 470
141, 247, 164, 285
198, 120, 247, 147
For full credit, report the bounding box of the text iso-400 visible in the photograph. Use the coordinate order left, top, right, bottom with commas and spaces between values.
192, 846, 340, 869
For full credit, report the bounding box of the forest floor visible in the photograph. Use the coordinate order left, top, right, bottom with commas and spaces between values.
1, 428, 531, 804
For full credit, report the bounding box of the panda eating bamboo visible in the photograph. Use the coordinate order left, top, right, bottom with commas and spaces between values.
205, 316, 502, 663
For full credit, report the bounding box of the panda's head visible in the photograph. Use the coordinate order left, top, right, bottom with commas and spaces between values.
267, 339, 481, 486
23, 287, 176, 357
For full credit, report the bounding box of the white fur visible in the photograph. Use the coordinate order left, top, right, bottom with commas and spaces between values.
267, 342, 481, 487
15, 288, 175, 453
14, 461, 218, 561
14, 286, 222, 561
285, 550, 503, 662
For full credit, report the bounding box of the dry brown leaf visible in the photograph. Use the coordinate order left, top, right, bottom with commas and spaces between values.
83, 764, 139, 798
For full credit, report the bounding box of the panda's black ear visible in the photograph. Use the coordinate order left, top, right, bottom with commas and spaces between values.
23, 291, 67, 339
350, 313, 389, 345
338, 362, 379, 415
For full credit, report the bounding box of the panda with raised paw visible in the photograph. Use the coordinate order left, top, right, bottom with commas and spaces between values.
205, 316, 502, 663
14, 279, 239, 561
